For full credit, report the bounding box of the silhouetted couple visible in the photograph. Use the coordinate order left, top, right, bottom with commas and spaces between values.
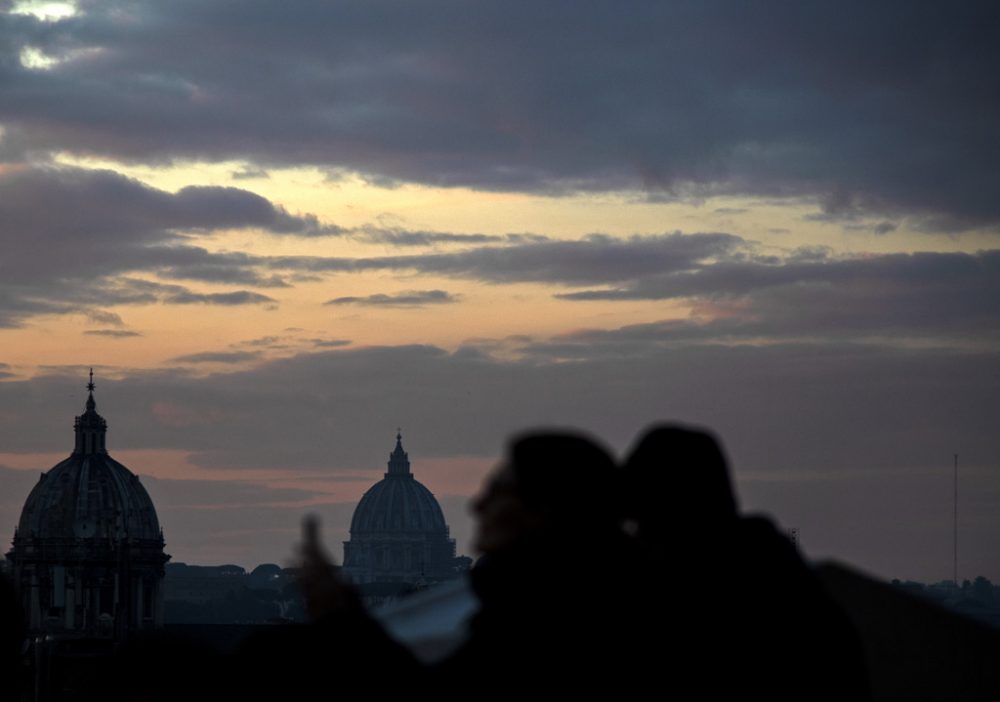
288, 425, 870, 699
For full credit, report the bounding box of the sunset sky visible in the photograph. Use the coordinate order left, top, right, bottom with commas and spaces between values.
1, 1, 998, 581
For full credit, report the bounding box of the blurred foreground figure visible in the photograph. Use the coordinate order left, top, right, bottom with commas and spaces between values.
286, 431, 636, 696
442, 432, 637, 691
623, 424, 871, 701
1, 573, 25, 701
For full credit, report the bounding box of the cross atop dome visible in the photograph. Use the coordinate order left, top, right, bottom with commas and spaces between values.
85, 367, 97, 412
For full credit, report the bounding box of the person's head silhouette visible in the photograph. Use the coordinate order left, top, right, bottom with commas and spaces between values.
473, 431, 619, 555
623, 424, 737, 545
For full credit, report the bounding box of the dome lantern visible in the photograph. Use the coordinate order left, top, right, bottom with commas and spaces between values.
74, 367, 108, 455
386, 430, 411, 477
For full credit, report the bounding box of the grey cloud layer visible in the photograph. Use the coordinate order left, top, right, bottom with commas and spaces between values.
2, 340, 998, 577
0, 166, 321, 325
172, 351, 262, 364
2, 341, 994, 475
1, 1, 998, 227
83, 329, 142, 338
325, 290, 459, 307
554, 250, 1000, 345
247, 238, 999, 346
266, 232, 745, 284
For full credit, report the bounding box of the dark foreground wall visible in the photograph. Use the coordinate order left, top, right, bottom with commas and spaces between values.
818, 562, 1000, 702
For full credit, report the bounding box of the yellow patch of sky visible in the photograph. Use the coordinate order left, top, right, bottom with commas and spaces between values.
2, 153, 986, 376
0, 326, 143, 372
312, 280, 685, 347
9, 1, 77, 22
18, 46, 60, 70
51, 153, 993, 254
0, 276, 687, 376
11, 2, 82, 71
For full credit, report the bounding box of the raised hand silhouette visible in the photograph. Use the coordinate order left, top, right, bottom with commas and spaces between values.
294, 514, 362, 620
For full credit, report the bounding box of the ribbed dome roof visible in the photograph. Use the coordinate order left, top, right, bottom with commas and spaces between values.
16, 378, 162, 542
349, 434, 449, 536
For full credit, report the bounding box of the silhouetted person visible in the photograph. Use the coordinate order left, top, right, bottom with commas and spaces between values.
623, 424, 737, 562
623, 423, 870, 700
0, 572, 25, 701
437, 432, 637, 693
292, 431, 637, 696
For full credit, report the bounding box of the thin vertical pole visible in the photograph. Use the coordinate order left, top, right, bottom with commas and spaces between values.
954, 453, 958, 586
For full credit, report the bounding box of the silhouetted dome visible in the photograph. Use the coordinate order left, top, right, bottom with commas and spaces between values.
349, 433, 449, 536
343, 433, 457, 585
16, 385, 161, 542
8, 373, 168, 642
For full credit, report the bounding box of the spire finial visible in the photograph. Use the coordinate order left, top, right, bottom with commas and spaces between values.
85, 368, 96, 411
76, 368, 106, 453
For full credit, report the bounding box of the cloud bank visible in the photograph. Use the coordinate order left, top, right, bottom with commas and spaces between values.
0, 2, 997, 228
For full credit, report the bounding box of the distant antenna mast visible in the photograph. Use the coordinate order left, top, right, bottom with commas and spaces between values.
954, 453, 959, 585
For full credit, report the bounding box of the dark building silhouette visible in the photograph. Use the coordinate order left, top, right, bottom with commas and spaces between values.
343, 433, 459, 587
6, 373, 169, 642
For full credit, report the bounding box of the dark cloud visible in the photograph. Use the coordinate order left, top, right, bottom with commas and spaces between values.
324, 290, 460, 307
354, 228, 550, 247
85, 310, 125, 326
113, 247, 289, 288
255, 240, 1000, 347
271, 232, 746, 284
0, 341, 992, 477
22, 277, 277, 320
230, 334, 351, 352
309, 339, 352, 348
171, 351, 262, 364
83, 329, 142, 338
555, 250, 1000, 345
0, 168, 334, 254
231, 166, 270, 180
1, 2, 998, 227
163, 290, 275, 306
355, 228, 503, 247
0, 166, 317, 324
237, 335, 285, 348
